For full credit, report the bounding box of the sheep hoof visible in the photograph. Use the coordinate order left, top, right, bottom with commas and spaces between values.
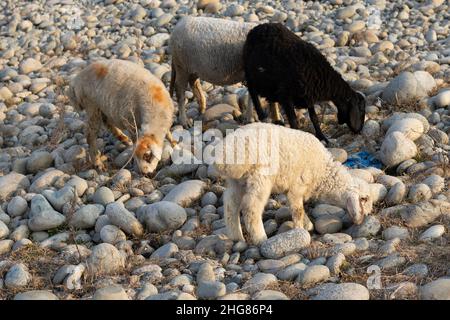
235, 113, 245, 124
272, 119, 285, 126
317, 134, 330, 146
180, 118, 193, 128
94, 155, 108, 172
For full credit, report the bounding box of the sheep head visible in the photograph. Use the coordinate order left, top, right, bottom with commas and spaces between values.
345, 190, 373, 225
134, 134, 163, 175
336, 91, 366, 133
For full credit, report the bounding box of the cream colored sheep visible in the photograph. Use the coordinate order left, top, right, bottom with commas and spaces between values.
169, 16, 283, 127
212, 123, 373, 245
67, 59, 174, 174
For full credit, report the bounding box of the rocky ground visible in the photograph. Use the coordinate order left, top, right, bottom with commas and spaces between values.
0, 0, 450, 300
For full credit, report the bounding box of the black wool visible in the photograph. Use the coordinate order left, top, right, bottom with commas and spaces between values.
243, 23, 366, 142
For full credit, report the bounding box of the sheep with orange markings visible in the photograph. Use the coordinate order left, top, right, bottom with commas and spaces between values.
67, 59, 175, 175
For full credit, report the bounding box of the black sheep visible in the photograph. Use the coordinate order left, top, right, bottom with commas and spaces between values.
243, 23, 366, 143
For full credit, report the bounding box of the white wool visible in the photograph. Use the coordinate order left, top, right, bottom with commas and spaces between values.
170, 16, 256, 86
212, 123, 373, 245
68, 59, 174, 174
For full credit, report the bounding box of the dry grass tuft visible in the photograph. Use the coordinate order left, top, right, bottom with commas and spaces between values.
46, 77, 69, 151
302, 241, 331, 260
0, 244, 64, 300
264, 281, 309, 300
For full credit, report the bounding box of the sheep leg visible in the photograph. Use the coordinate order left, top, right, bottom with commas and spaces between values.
240, 175, 272, 245
174, 70, 191, 128
307, 106, 329, 144
244, 94, 254, 123
105, 121, 132, 146
281, 101, 300, 129
287, 190, 306, 229
249, 90, 267, 121
270, 102, 284, 125
166, 131, 177, 147
85, 112, 106, 171
189, 77, 206, 114
223, 179, 245, 242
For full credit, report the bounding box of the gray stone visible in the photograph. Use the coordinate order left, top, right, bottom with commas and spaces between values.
379, 132, 417, 167
7, 196, 28, 217
422, 175, 445, 194
432, 90, 450, 108
201, 192, 218, 206
93, 186, 115, 206
257, 259, 286, 274
87, 243, 125, 275
100, 225, 127, 244
148, 33, 170, 47
196, 262, 216, 284
419, 225, 445, 242
0, 239, 13, 254
420, 278, 450, 300
42, 185, 76, 211
296, 265, 330, 286
375, 254, 406, 270
137, 282, 158, 300
10, 225, 29, 241
14, 290, 59, 300
28, 195, 66, 231
311, 204, 346, 219
150, 243, 178, 259
260, 228, 311, 259
66, 176, 88, 196
5, 263, 31, 289
20, 58, 42, 74
163, 180, 206, 207
400, 200, 449, 228
386, 118, 424, 141
253, 290, 289, 300
197, 281, 226, 300
0, 221, 9, 240
369, 183, 387, 203
309, 283, 370, 300
382, 226, 409, 240
29, 170, 65, 193
26, 151, 53, 174
382, 71, 436, 104
347, 215, 380, 238
137, 201, 186, 233
242, 273, 277, 294
69, 204, 104, 229
326, 253, 346, 275
219, 293, 250, 300
276, 263, 308, 281
403, 264, 428, 279
315, 216, 343, 234
106, 201, 143, 237
408, 184, 432, 203
0, 172, 30, 201
385, 182, 406, 206
93, 285, 129, 300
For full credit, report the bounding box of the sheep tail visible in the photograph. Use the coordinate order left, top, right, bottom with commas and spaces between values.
169, 60, 176, 97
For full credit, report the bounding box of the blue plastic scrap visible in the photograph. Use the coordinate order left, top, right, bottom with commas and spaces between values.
343, 151, 383, 169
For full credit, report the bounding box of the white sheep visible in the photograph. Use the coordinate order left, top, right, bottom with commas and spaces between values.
169, 16, 282, 127
67, 59, 175, 174
211, 122, 373, 245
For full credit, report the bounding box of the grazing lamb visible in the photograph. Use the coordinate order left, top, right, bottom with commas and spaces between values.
243, 23, 366, 143
67, 59, 174, 174
212, 123, 372, 245
169, 16, 283, 127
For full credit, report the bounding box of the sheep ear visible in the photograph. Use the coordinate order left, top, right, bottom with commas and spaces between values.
346, 193, 364, 225
348, 98, 365, 133
150, 143, 162, 161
